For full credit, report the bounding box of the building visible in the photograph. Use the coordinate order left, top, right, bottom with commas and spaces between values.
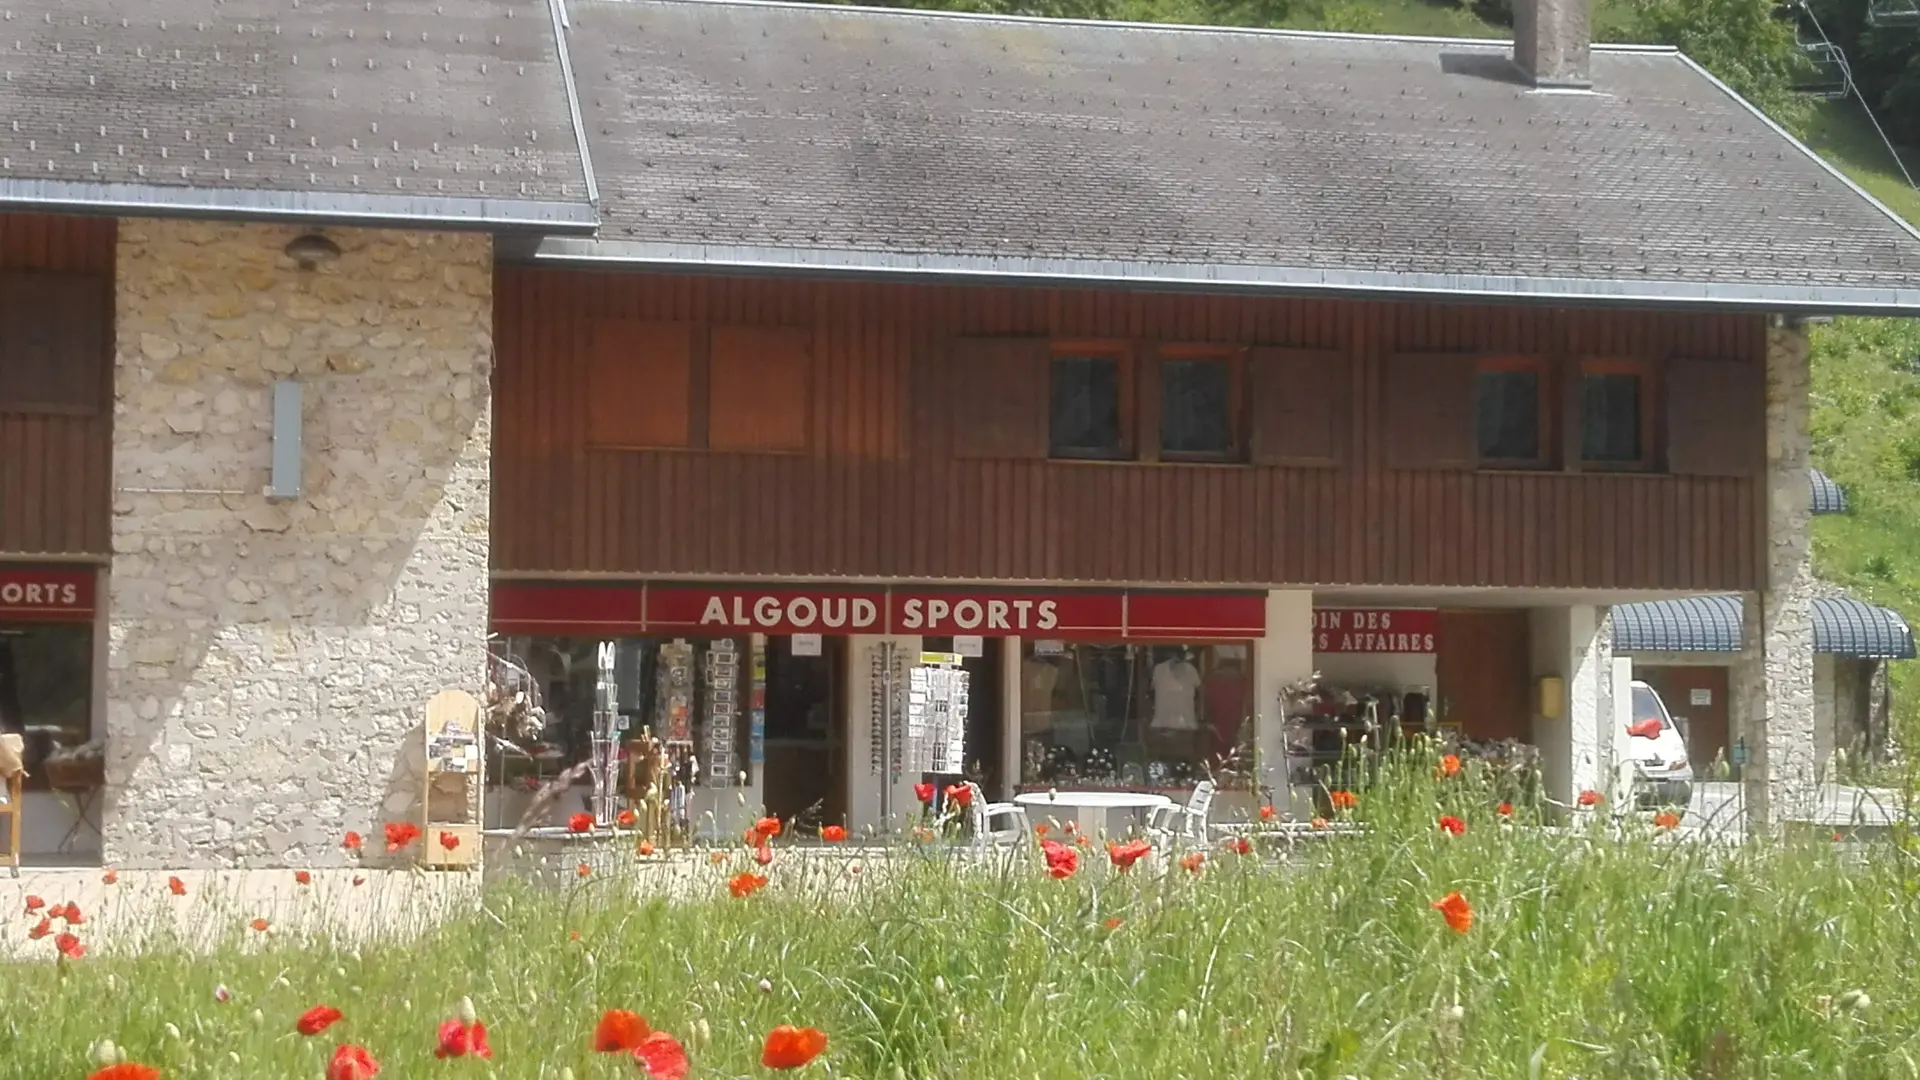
2, 0, 1918, 867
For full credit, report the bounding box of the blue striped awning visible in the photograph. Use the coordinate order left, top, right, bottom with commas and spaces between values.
1613, 595, 1916, 660
1810, 469, 1849, 515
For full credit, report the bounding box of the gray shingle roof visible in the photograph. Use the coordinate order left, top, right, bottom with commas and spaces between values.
0, 0, 595, 230
536, 0, 1920, 312
1614, 595, 1916, 659
1810, 468, 1849, 515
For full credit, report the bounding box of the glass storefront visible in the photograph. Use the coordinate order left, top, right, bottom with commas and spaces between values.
0, 624, 95, 790
1017, 640, 1252, 791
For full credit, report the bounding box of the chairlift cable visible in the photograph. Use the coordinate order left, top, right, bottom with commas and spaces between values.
1799, 1, 1919, 193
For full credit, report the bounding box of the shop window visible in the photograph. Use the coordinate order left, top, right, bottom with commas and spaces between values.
0, 625, 95, 790
1018, 641, 1252, 791
1580, 362, 1650, 467
586, 321, 811, 454
1475, 360, 1549, 467
0, 272, 108, 414
1158, 348, 1242, 461
1048, 345, 1132, 460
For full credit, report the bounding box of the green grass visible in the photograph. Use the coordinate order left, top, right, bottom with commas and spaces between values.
6, 756, 1920, 1079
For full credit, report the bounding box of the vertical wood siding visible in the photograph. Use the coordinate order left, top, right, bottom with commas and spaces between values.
494, 267, 1766, 591
0, 213, 116, 557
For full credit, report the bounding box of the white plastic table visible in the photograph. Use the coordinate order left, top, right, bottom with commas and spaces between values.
1013, 790, 1175, 839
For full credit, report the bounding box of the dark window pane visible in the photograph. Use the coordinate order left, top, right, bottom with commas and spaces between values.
0, 625, 94, 790
1049, 356, 1124, 457
1582, 373, 1642, 463
1160, 360, 1234, 457
1476, 370, 1540, 461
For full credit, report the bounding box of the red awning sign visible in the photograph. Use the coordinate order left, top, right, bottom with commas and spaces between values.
648, 587, 887, 635
0, 568, 96, 622
1313, 608, 1437, 653
891, 590, 1124, 636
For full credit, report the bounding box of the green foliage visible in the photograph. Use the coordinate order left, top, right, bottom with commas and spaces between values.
1617, 0, 1813, 123
1805, 0, 1920, 148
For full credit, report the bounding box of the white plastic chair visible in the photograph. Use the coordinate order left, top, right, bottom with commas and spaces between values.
1147, 779, 1215, 845
963, 781, 1030, 847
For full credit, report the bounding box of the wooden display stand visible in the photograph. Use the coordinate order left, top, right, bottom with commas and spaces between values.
422, 689, 483, 870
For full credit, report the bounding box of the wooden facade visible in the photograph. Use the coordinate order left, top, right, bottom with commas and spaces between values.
493, 267, 1769, 591
0, 213, 116, 558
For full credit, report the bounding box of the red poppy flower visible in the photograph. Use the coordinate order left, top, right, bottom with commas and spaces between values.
1653, 811, 1681, 830
748, 816, 782, 845
1437, 815, 1467, 837
297, 1005, 345, 1036
944, 783, 972, 808
1041, 839, 1078, 879
86, 1066, 160, 1080
638, 841, 656, 856
342, 831, 364, 851
325, 1044, 380, 1080
913, 782, 935, 804
1103, 916, 1125, 930
1431, 891, 1473, 934
1259, 805, 1276, 822
729, 871, 769, 898
1033, 823, 1049, 838
1106, 839, 1152, 871
102, 870, 118, 885
634, 1031, 690, 1080
28, 917, 51, 940
1227, 836, 1253, 855
435, 1018, 492, 1059
1075, 834, 1091, 848
23, 895, 44, 914
1179, 852, 1205, 874
577, 863, 592, 879
1438, 754, 1462, 778
761, 1025, 828, 1070
295, 870, 313, 885
1577, 790, 1604, 808
251, 918, 270, 932
59, 902, 84, 925
1496, 802, 1514, 817
594, 1010, 652, 1052
821, 825, 847, 843
54, 931, 84, 960
754, 844, 774, 867
616, 808, 638, 829
167, 877, 186, 897
438, 832, 461, 852
568, 812, 595, 834
384, 822, 421, 852
1329, 790, 1358, 810
1310, 816, 1329, 830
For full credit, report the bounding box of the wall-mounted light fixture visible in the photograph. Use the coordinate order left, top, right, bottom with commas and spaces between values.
284, 232, 342, 269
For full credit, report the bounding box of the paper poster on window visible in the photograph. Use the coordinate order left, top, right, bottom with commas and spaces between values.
1690, 688, 1712, 706
792, 633, 823, 657
953, 635, 985, 658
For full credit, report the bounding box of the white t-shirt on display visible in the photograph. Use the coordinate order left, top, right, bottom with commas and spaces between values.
1150, 659, 1202, 731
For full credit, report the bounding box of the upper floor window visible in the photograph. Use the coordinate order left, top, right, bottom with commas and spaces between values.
1158, 347, 1242, 462
1475, 359, 1548, 467
1580, 362, 1650, 467
1048, 345, 1131, 460
0, 272, 108, 414
586, 320, 812, 454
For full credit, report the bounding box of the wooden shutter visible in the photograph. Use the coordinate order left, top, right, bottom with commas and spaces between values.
1247, 347, 1347, 467
948, 337, 1048, 460
586, 320, 695, 449
0, 272, 107, 412
709, 325, 812, 453
1383, 352, 1476, 470
1666, 357, 1762, 477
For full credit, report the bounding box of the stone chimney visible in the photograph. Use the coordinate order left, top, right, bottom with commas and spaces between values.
1513, 0, 1592, 89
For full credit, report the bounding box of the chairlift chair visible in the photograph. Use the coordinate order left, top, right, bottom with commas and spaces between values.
1868, 0, 1920, 28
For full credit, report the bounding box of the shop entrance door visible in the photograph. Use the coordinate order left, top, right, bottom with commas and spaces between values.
761, 637, 846, 827
1636, 665, 1729, 773
925, 637, 1005, 798
1435, 611, 1532, 742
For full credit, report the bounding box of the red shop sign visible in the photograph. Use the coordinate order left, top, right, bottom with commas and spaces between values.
490, 582, 645, 636
1127, 591, 1266, 640
0, 567, 96, 622
649, 586, 887, 635
890, 590, 1124, 637
1313, 608, 1437, 653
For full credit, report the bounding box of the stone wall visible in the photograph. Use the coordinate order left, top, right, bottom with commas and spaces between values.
104, 220, 492, 868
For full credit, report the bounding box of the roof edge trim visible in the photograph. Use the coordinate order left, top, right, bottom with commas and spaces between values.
587, 0, 1680, 52
0, 180, 600, 233
550, 0, 600, 206
1670, 52, 1920, 249
507, 237, 1920, 315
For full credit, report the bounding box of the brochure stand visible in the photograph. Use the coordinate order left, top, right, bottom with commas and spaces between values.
422, 688, 483, 869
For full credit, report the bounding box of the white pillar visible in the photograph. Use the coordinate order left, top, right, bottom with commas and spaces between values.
845, 633, 920, 837
1254, 590, 1314, 817
1530, 605, 1607, 807
1000, 636, 1022, 801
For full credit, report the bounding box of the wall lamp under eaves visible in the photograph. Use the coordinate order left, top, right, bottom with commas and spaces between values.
284, 232, 343, 269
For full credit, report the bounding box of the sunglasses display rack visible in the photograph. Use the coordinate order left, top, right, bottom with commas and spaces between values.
748, 635, 767, 771
704, 638, 739, 786
654, 640, 695, 748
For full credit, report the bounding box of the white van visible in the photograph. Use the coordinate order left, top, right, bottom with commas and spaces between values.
1626, 681, 1694, 809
